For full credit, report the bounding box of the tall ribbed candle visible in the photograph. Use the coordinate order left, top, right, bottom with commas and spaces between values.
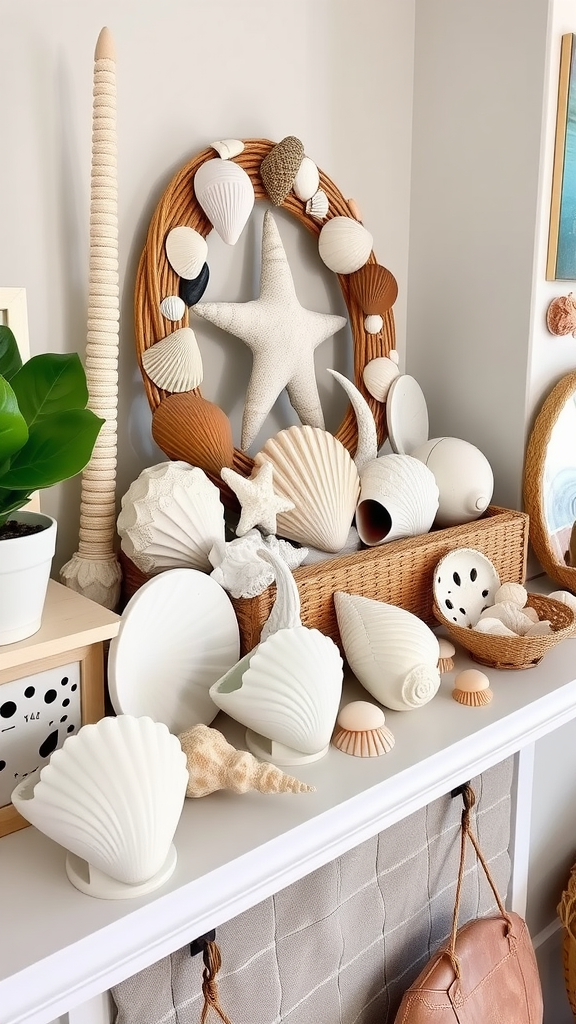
60, 26, 122, 609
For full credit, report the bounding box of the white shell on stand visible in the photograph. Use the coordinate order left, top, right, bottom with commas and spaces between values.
11, 716, 188, 896
293, 157, 320, 201
165, 226, 208, 280
433, 548, 501, 627
160, 295, 186, 322
254, 425, 360, 552
210, 139, 245, 160
334, 593, 441, 711
141, 327, 203, 393
363, 357, 400, 401
194, 158, 255, 245
356, 454, 439, 546
318, 217, 373, 274
306, 189, 329, 220
411, 436, 494, 527
117, 461, 226, 574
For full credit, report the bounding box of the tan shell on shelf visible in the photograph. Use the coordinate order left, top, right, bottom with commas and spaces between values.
452, 669, 493, 706
348, 263, 398, 316
254, 425, 360, 553
318, 216, 373, 274
151, 392, 235, 479
260, 136, 305, 206
332, 700, 394, 757
160, 295, 186, 322
141, 327, 203, 393
194, 158, 255, 245
305, 189, 329, 220
293, 156, 320, 201
165, 226, 208, 280
363, 356, 400, 402
437, 638, 456, 673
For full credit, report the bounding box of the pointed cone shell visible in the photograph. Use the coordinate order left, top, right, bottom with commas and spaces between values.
363, 357, 400, 402
210, 139, 245, 160
260, 136, 305, 205
293, 156, 320, 201
334, 592, 440, 711
348, 263, 398, 315
160, 295, 186, 322
209, 625, 343, 756
356, 455, 439, 545
142, 327, 203, 393
306, 189, 329, 220
318, 217, 373, 274
254, 425, 360, 552
11, 716, 188, 886
178, 724, 314, 796
194, 158, 255, 245
152, 392, 235, 478
165, 226, 208, 280
117, 461, 226, 574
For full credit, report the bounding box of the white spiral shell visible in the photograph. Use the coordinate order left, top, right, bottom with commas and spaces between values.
165, 226, 208, 280
11, 715, 188, 886
356, 454, 439, 545
141, 327, 203, 393
318, 217, 373, 274
194, 158, 255, 245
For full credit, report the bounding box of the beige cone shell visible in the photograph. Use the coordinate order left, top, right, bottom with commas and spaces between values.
142, 327, 203, 393
178, 724, 315, 797
152, 392, 235, 478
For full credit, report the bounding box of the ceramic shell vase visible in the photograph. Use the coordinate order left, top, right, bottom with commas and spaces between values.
11, 715, 188, 900
356, 454, 439, 546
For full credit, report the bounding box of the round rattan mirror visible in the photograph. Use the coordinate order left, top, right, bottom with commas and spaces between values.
523, 372, 576, 592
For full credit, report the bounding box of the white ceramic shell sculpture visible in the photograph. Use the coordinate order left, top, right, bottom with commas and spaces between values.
209, 550, 344, 765
334, 592, 441, 711
117, 461, 226, 575
11, 715, 188, 899
356, 454, 439, 546
194, 158, 255, 245
253, 425, 360, 553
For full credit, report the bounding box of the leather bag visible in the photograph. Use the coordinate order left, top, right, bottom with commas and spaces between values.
394, 784, 543, 1024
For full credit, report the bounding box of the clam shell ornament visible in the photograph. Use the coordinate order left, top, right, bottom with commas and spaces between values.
160, 295, 186, 322
165, 226, 208, 280
11, 716, 188, 899
152, 392, 235, 480
194, 158, 255, 245
334, 592, 441, 711
348, 263, 398, 315
356, 454, 439, 545
452, 669, 493, 707
260, 136, 305, 206
306, 189, 329, 220
363, 357, 400, 402
293, 156, 320, 201
141, 327, 203, 393
332, 701, 395, 757
210, 139, 245, 160
318, 217, 373, 274
364, 315, 383, 334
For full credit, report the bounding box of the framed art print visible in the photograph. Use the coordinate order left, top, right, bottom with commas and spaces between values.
547, 34, 576, 280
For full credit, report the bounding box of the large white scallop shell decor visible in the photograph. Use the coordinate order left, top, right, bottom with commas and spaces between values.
160, 295, 186, 322
293, 156, 320, 201
117, 460, 225, 575
318, 217, 373, 274
334, 592, 441, 711
254, 425, 360, 552
141, 327, 203, 393
165, 226, 208, 280
356, 454, 439, 545
194, 158, 255, 245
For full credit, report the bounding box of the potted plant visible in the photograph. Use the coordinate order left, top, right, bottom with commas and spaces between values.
0, 325, 103, 645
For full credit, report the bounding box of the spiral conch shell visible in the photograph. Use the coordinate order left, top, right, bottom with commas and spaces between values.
179, 724, 315, 797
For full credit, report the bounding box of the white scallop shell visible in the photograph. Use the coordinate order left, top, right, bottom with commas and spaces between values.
433, 548, 501, 628
194, 158, 255, 245
117, 461, 226, 574
293, 157, 320, 201
165, 226, 208, 280
473, 617, 517, 637
363, 357, 400, 401
160, 295, 186, 322
209, 625, 343, 757
254, 425, 360, 552
318, 217, 373, 274
334, 592, 440, 711
11, 715, 188, 886
210, 138, 245, 160
389, 350, 400, 365
141, 327, 203, 392
494, 583, 527, 607
477, 601, 535, 635
356, 454, 439, 545
364, 315, 383, 334
305, 188, 329, 220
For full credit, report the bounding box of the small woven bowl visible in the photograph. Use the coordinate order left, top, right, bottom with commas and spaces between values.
432, 593, 575, 670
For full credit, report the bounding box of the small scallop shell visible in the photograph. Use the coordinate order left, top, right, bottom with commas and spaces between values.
166, 226, 208, 280
473, 617, 517, 637
389, 350, 400, 365
347, 198, 363, 221
194, 158, 255, 245
525, 620, 554, 636
349, 264, 398, 316
332, 700, 395, 757
260, 136, 305, 206
142, 327, 203, 393
318, 217, 374, 274
160, 295, 186, 322
293, 157, 320, 201
477, 601, 535, 635
522, 606, 540, 623
494, 583, 528, 607
305, 189, 329, 220
452, 669, 493, 706
438, 637, 455, 673
363, 357, 400, 402
210, 139, 245, 160
364, 315, 383, 334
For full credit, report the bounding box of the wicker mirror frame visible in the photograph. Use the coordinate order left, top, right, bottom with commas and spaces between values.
523, 371, 576, 591
134, 138, 395, 504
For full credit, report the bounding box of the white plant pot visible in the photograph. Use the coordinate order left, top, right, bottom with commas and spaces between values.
0, 511, 57, 646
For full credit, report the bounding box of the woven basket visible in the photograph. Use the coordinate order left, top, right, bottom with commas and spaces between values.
559, 863, 576, 1020
433, 592, 574, 670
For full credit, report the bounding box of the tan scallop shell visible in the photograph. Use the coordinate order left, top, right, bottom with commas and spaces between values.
254, 425, 360, 553
363, 357, 400, 402
260, 136, 305, 205
332, 700, 394, 757
165, 226, 208, 280
348, 263, 398, 316
318, 217, 374, 274
452, 669, 493, 706
305, 189, 329, 220
152, 392, 235, 479
437, 638, 456, 673
141, 327, 203, 392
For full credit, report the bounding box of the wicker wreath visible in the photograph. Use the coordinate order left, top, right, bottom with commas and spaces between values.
134, 138, 395, 507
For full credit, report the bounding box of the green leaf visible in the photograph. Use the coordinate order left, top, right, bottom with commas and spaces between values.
0, 489, 33, 526
10, 353, 89, 426
0, 376, 29, 462
1, 408, 103, 490
0, 326, 23, 381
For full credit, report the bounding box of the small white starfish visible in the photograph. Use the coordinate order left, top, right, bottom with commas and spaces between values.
193, 210, 347, 450
221, 461, 295, 537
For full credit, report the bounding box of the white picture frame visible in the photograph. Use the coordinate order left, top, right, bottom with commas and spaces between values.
0, 287, 39, 510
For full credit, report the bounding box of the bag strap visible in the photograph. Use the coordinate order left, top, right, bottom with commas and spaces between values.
446, 783, 513, 977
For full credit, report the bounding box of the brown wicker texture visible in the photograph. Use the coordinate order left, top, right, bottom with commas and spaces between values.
134, 139, 394, 507
433, 592, 574, 671
558, 863, 576, 1021
523, 371, 576, 593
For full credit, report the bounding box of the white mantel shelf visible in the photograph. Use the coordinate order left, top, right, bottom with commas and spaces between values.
2, 616, 576, 1024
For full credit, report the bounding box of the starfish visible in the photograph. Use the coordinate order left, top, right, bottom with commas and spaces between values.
193, 209, 347, 450
221, 461, 295, 537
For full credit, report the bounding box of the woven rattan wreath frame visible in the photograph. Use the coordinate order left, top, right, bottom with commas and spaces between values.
523, 371, 576, 592
134, 138, 395, 503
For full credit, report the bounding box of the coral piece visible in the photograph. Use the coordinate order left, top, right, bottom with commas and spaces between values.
160, 295, 186, 322
305, 189, 329, 220
437, 638, 456, 673
546, 293, 576, 336
452, 669, 493, 706
260, 136, 305, 205
193, 211, 347, 450
166, 226, 208, 279
363, 356, 400, 402
293, 156, 320, 201
348, 263, 398, 316
141, 327, 203, 393
152, 392, 234, 478
332, 701, 395, 757
220, 461, 295, 537
194, 158, 255, 245
209, 529, 307, 599
210, 139, 245, 160
318, 216, 373, 274
179, 724, 314, 797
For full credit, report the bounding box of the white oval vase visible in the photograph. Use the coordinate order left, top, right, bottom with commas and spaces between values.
0, 511, 57, 646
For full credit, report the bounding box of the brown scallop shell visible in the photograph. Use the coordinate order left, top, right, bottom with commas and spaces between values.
152, 392, 235, 480
452, 687, 493, 706
332, 724, 395, 757
348, 263, 398, 316
260, 136, 305, 206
